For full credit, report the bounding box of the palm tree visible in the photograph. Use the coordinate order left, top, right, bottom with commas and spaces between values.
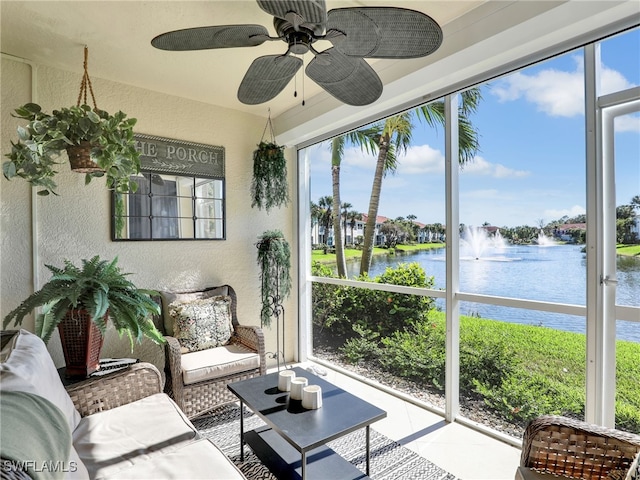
317, 195, 332, 245
347, 210, 362, 246
310, 201, 321, 244
359, 89, 482, 275
330, 130, 378, 278
359, 115, 412, 275
406, 214, 418, 242
341, 202, 352, 245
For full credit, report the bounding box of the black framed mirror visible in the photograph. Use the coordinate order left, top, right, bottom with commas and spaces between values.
112, 134, 225, 241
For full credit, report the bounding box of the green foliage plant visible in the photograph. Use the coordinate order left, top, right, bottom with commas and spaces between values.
250, 141, 290, 212
3, 103, 141, 196
3, 256, 164, 349
256, 230, 291, 327
311, 261, 434, 338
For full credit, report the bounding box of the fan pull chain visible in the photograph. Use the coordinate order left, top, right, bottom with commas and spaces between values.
76, 46, 98, 110
301, 59, 305, 106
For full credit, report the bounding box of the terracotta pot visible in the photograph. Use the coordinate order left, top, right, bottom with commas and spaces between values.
57, 309, 105, 378
66, 141, 103, 173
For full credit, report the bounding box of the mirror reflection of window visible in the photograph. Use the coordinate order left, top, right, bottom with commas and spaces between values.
112, 173, 225, 241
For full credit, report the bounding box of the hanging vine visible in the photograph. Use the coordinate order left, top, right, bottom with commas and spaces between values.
256, 230, 291, 327
250, 112, 290, 212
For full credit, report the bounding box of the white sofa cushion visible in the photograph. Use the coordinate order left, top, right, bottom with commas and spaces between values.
0, 329, 81, 432
95, 438, 244, 480
72, 393, 200, 479
181, 343, 260, 385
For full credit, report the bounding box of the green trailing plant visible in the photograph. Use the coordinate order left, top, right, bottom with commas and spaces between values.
3, 103, 141, 196
3, 256, 164, 349
256, 230, 291, 327
250, 141, 290, 212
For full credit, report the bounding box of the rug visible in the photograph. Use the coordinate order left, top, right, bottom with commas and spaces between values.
192, 404, 458, 480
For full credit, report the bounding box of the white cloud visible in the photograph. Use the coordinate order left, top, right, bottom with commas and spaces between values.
543, 205, 586, 220
491, 55, 636, 118
343, 146, 378, 170
461, 189, 501, 200
397, 144, 445, 175
615, 114, 640, 133
461, 156, 531, 178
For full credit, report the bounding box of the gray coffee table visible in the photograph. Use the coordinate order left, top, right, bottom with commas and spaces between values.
227, 366, 387, 480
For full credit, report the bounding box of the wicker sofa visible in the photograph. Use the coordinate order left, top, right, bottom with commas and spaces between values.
516, 415, 640, 480
0, 329, 246, 479
155, 284, 266, 419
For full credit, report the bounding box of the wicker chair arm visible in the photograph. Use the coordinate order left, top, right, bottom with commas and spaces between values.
521, 415, 640, 479
164, 335, 184, 406
66, 363, 163, 417
235, 325, 266, 375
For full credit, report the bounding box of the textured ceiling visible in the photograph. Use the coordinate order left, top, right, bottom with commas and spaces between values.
0, 1, 484, 119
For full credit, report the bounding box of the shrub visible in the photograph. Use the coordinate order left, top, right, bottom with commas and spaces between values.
312, 261, 436, 338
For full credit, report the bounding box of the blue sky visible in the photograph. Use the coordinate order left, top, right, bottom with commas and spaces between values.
308, 28, 639, 228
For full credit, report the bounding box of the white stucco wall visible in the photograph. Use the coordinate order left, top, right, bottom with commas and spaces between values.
1, 56, 297, 369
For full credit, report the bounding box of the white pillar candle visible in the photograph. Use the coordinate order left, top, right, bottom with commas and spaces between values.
290, 377, 308, 400
278, 370, 296, 392
302, 385, 323, 409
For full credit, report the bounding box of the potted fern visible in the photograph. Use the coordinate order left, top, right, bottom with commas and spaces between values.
2, 256, 164, 377
3, 103, 141, 196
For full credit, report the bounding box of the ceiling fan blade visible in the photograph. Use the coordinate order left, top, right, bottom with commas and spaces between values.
306, 48, 382, 106
238, 55, 302, 105
151, 25, 270, 51
327, 7, 443, 59
256, 0, 327, 33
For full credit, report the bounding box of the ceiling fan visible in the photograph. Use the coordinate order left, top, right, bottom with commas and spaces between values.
151, 0, 443, 107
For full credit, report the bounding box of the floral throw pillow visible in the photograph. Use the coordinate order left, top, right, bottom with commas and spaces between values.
168, 296, 233, 353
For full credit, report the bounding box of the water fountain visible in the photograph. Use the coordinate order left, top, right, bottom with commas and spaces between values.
537, 230, 557, 246
461, 226, 508, 260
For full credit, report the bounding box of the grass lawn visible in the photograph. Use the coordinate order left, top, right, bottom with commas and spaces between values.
312, 243, 446, 264
617, 244, 640, 256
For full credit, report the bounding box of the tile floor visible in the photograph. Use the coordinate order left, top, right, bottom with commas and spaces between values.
296, 361, 522, 480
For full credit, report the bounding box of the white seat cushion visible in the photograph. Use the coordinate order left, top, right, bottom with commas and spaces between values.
181, 343, 260, 385
73, 393, 198, 479
95, 438, 244, 480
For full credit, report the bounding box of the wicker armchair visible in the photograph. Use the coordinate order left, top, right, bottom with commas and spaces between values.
517, 415, 640, 480
156, 285, 266, 419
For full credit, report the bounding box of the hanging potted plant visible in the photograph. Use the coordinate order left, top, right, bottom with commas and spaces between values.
250, 113, 290, 212
2, 256, 165, 377
256, 230, 291, 328
2, 47, 140, 196
3, 103, 141, 196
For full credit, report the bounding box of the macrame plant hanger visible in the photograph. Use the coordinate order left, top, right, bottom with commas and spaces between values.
260, 108, 276, 145
67, 46, 103, 173
77, 45, 98, 110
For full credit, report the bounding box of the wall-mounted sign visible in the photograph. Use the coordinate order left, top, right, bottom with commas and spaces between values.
134, 134, 225, 178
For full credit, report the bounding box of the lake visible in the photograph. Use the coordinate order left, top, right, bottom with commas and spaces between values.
344, 244, 640, 342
